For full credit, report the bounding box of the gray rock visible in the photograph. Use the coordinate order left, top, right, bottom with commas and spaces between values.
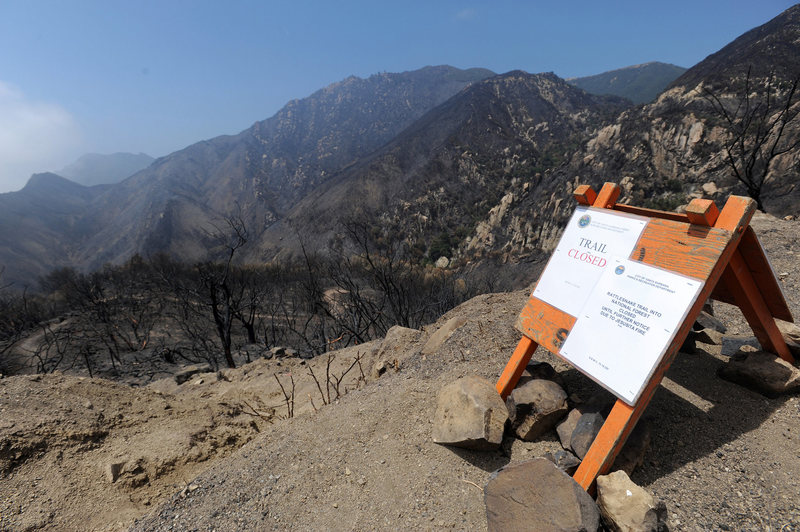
372, 360, 388, 379
507, 379, 568, 441
543, 449, 582, 475
422, 316, 467, 355
519, 360, 566, 389
484, 458, 599, 532
721, 323, 800, 359
432, 375, 508, 450
556, 408, 584, 450
717, 351, 800, 397
269, 346, 286, 358
284, 348, 298, 358
571, 412, 605, 460
776, 319, 800, 359
596, 470, 667, 532
575, 390, 617, 418
693, 328, 723, 346
434, 256, 450, 268
721, 336, 761, 356
174, 363, 212, 385
613, 420, 651, 477
694, 310, 727, 333
106, 461, 125, 483
371, 325, 422, 378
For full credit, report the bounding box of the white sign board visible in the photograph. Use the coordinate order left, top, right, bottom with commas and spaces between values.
559, 257, 703, 405
533, 206, 647, 317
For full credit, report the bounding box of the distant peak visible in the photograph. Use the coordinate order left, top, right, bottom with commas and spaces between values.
23, 172, 82, 191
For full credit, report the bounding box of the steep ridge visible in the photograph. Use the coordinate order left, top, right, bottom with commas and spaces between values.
0, 174, 107, 286
75, 66, 494, 271
474, 5, 800, 265
256, 71, 629, 264
58, 152, 155, 187
569, 62, 687, 104
0, 66, 494, 280
670, 4, 800, 89
2, 8, 799, 287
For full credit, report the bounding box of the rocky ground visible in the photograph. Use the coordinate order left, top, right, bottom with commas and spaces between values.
1, 212, 799, 531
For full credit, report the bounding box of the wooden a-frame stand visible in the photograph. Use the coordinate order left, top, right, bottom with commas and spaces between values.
496, 182, 796, 493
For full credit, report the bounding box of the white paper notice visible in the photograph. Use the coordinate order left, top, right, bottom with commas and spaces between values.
533, 206, 647, 317
559, 258, 702, 405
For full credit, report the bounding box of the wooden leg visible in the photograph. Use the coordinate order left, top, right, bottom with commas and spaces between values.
722, 250, 794, 363
572, 399, 637, 494
496, 336, 538, 399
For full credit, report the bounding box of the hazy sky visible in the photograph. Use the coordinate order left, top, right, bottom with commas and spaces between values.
0, 1, 795, 192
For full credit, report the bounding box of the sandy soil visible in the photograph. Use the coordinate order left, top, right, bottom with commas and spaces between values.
1, 212, 799, 531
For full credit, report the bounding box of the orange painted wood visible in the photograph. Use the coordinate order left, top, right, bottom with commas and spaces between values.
515, 295, 578, 354
686, 199, 720, 226
709, 228, 793, 322
736, 227, 793, 322
710, 278, 736, 306
572, 193, 758, 492
496, 336, 539, 399
614, 203, 690, 223
574, 185, 597, 206
573, 400, 634, 492
715, 195, 755, 235
721, 251, 794, 362
629, 219, 731, 280
501, 186, 782, 491
593, 182, 621, 209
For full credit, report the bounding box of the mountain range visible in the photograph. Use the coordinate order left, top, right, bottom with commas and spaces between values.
1, 5, 799, 289
567, 62, 687, 104
57, 152, 155, 187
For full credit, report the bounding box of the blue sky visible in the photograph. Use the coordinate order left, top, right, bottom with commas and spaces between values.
0, 0, 795, 192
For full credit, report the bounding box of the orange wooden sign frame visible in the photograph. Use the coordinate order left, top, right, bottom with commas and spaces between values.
496, 182, 795, 493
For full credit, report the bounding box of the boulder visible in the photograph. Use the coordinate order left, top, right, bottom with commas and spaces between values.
721, 336, 760, 356
372, 360, 388, 379
571, 412, 605, 459
432, 375, 508, 450
371, 325, 422, 378
692, 328, 723, 346
518, 360, 566, 389
106, 461, 125, 483
422, 316, 467, 355
543, 449, 582, 475
693, 310, 726, 333
174, 363, 212, 385
776, 319, 800, 359
701, 181, 718, 196
485, 458, 599, 532
717, 350, 800, 397
507, 379, 568, 441
596, 470, 667, 532
269, 346, 286, 358
556, 408, 584, 450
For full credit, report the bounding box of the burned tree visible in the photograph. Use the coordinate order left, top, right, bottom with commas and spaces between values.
703, 68, 800, 211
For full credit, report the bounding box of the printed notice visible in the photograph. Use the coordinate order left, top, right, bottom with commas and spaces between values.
559, 257, 702, 405
533, 206, 647, 317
